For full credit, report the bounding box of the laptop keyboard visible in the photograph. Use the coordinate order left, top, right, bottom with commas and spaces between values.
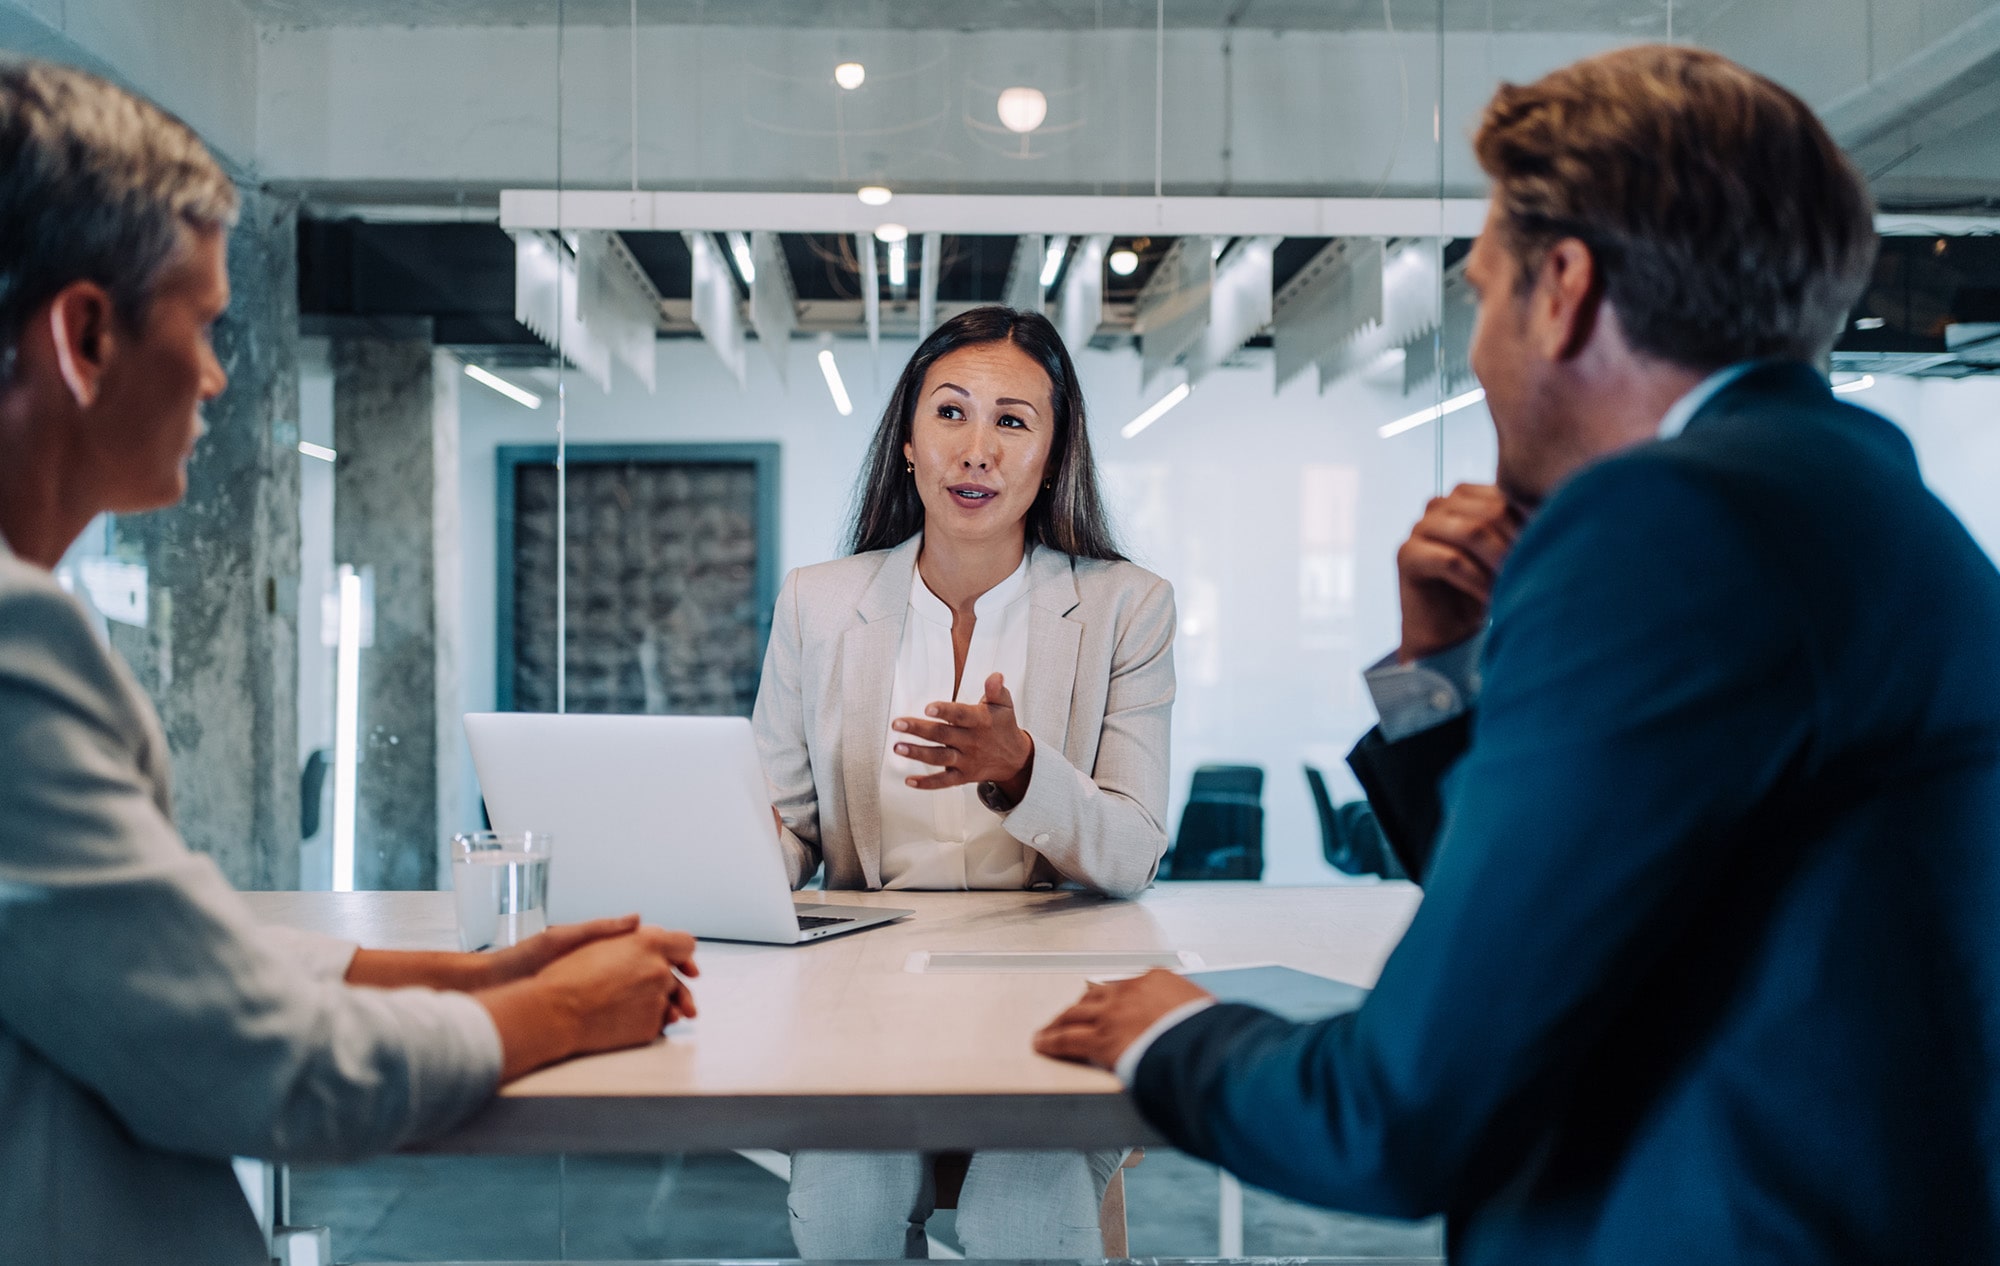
797, 914, 857, 930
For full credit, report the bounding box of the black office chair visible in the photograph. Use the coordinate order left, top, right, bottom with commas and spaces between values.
1306, 764, 1406, 881
1163, 764, 1265, 880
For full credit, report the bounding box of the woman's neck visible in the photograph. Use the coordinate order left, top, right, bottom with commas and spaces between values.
916, 529, 1027, 616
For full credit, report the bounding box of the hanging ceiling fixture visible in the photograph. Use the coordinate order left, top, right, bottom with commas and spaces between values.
1108, 248, 1140, 277
834, 62, 866, 90
997, 86, 1049, 134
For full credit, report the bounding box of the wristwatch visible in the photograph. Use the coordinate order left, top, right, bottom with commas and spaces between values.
977, 779, 1018, 813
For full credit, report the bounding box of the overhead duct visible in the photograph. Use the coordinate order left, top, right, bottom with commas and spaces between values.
685, 230, 747, 386
1135, 236, 1215, 387
577, 231, 662, 393
514, 231, 612, 391
749, 229, 797, 385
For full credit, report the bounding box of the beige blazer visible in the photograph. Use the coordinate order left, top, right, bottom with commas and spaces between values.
752, 535, 1177, 898
0, 536, 500, 1264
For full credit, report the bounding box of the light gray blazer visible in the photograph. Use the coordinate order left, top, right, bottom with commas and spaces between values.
752, 535, 1176, 898
0, 539, 501, 1264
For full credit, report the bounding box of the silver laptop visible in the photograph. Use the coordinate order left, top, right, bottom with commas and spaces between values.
464, 713, 911, 944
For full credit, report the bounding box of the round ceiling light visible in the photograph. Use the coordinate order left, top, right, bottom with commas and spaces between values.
997, 86, 1049, 134
857, 185, 893, 207
834, 62, 866, 90
1107, 248, 1140, 276
874, 223, 909, 244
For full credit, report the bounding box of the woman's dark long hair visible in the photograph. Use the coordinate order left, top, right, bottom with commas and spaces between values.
845, 305, 1125, 561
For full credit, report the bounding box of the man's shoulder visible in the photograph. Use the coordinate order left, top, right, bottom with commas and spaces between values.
0, 556, 140, 732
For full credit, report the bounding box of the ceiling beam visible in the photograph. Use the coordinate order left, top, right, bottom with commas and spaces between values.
1819, 5, 2000, 152
502, 191, 1491, 239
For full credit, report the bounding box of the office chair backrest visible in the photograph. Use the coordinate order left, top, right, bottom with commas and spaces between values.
1165, 763, 1266, 880
1306, 763, 1407, 881
1305, 764, 1350, 871
1189, 764, 1263, 802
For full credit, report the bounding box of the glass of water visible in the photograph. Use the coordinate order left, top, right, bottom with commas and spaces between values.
450, 831, 552, 952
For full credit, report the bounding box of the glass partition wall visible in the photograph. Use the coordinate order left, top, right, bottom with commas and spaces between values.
14, 0, 2000, 1258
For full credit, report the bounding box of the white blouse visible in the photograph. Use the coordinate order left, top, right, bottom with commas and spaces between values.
877, 550, 1035, 890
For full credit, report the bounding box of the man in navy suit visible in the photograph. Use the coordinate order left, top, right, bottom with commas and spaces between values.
1036, 45, 2000, 1263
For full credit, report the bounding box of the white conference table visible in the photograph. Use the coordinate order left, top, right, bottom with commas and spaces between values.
245, 882, 1422, 1156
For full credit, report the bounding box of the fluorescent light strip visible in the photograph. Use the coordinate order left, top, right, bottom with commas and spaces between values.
1378, 387, 1487, 438
818, 348, 854, 416
887, 239, 908, 287
727, 231, 756, 284
1040, 234, 1071, 288
463, 364, 543, 409
1833, 374, 1876, 395
331, 566, 362, 893
1122, 382, 1191, 439
297, 440, 337, 462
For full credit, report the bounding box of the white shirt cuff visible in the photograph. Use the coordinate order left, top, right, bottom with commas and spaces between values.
258, 923, 361, 983
1362, 630, 1486, 742
1113, 998, 1217, 1085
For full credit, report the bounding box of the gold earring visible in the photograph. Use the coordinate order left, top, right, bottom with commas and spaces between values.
906, 460, 916, 474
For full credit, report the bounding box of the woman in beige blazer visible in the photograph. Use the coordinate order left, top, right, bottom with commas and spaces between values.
752, 306, 1175, 1258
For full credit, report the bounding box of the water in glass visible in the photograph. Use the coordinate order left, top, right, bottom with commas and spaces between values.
450, 832, 551, 951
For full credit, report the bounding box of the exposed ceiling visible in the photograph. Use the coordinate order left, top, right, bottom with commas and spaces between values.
241, 0, 1733, 35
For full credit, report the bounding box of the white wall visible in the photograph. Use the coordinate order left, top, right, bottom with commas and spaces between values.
455, 336, 1471, 884
1863, 374, 2000, 562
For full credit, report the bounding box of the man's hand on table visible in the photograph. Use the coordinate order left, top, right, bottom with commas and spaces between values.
477, 923, 702, 1082
345, 914, 659, 991
1034, 970, 1215, 1072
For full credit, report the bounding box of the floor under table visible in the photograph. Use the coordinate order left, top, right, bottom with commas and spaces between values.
289, 1146, 1444, 1262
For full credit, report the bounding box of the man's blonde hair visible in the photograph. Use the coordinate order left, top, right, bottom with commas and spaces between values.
1475, 45, 1877, 368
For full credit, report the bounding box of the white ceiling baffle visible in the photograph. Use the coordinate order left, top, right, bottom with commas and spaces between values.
577, 231, 663, 393
1273, 238, 1384, 393
1057, 234, 1111, 354
514, 230, 613, 392
748, 230, 798, 385
1186, 235, 1281, 385
685, 231, 748, 386
1134, 236, 1213, 388
1003, 234, 1047, 314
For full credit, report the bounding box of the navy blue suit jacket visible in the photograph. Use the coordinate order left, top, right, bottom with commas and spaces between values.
1132, 363, 2000, 1263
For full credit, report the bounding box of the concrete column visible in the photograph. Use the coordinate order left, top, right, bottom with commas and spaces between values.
332, 337, 461, 890
109, 188, 302, 891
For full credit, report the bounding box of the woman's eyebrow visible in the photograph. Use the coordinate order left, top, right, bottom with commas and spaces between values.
995, 397, 1041, 415
929, 382, 970, 398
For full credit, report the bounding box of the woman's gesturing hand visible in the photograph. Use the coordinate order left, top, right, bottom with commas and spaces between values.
893, 672, 1036, 802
